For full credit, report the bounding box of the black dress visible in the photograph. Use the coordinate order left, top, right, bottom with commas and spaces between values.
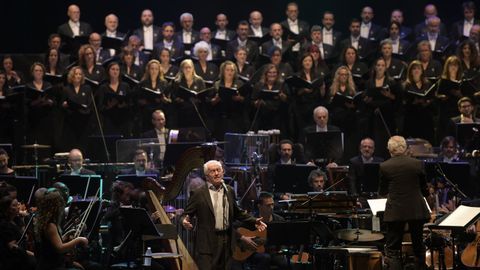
25, 81, 56, 146
34, 226, 66, 270
135, 78, 170, 134
171, 77, 207, 129
96, 81, 132, 137
402, 81, 435, 143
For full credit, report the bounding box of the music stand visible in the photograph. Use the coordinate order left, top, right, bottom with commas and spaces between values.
0, 175, 38, 204
305, 131, 344, 161
361, 163, 381, 194
455, 123, 480, 151
267, 220, 311, 246
116, 174, 158, 188
273, 164, 317, 193
428, 205, 480, 268
55, 175, 103, 199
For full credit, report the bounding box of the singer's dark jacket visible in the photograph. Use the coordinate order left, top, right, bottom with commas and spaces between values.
378, 155, 430, 222
181, 183, 256, 261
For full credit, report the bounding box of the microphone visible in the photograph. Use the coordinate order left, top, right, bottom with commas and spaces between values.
221, 180, 228, 192
473, 127, 479, 133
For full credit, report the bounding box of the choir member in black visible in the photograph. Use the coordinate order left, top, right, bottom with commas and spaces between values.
402, 60, 435, 143
226, 21, 259, 64
77, 44, 106, 83
33, 188, 88, 270
336, 46, 369, 91
88, 33, 110, 64
234, 47, 255, 80
152, 22, 185, 60
213, 61, 249, 137
45, 48, 66, 77
261, 46, 293, 81
362, 58, 400, 159
390, 10, 412, 40
450, 1, 479, 42
199, 27, 223, 61
25, 63, 56, 146
171, 59, 207, 128
47, 34, 70, 69
387, 21, 411, 56
127, 35, 149, 69
119, 46, 143, 81
328, 66, 359, 160
60, 66, 93, 152
213, 13, 236, 41
457, 40, 480, 80
2, 55, 23, 88
158, 48, 179, 79
0, 71, 13, 141
251, 64, 289, 135
321, 11, 343, 48
416, 41, 442, 80
96, 62, 132, 137
193, 41, 219, 83
306, 45, 330, 79
436, 56, 463, 140
0, 195, 35, 270
136, 60, 171, 134
379, 39, 407, 81
292, 53, 326, 137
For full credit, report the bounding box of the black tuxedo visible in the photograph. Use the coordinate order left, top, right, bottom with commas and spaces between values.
415, 34, 450, 53
280, 19, 310, 38
451, 19, 480, 41
212, 29, 236, 41
321, 28, 343, 48
248, 26, 269, 37
399, 26, 412, 40
57, 21, 92, 38
301, 41, 336, 60
347, 155, 384, 195
175, 30, 200, 44
299, 124, 341, 146
152, 38, 185, 60
133, 25, 162, 49
226, 39, 259, 64
260, 39, 290, 57
101, 31, 125, 39
181, 183, 256, 270
361, 22, 387, 42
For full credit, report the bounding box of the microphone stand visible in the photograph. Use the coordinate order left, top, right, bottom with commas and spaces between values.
374, 108, 392, 138
189, 97, 213, 141
90, 92, 111, 162
435, 163, 468, 208
239, 153, 262, 205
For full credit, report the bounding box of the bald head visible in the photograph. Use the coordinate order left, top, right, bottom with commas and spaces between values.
68, 149, 84, 171
67, 4, 80, 22
105, 14, 119, 32
249, 11, 263, 28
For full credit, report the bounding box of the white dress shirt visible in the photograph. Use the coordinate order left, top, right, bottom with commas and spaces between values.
288, 19, 301, 52
182, 31, 192, 44
69, 20, 80, 37
323, 28, 333, 46
251, 26, 263, 37
215, 29, 227, 40
360, 22, 371, 39
143, 25, 154, 50
464, 19, 474, 37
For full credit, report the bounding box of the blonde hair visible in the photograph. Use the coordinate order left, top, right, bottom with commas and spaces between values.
67, 66, 85, 84
175, 59, 202, 82
219, 60, 238, 82
142, 59, 165, 81
387, 135, 407, 156
330, 66, 356, 97
441, 55, 463, 81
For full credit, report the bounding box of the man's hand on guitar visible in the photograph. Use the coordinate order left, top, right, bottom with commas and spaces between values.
182, 215, 193, 230
240, 235, 258, 250
255, 217, 267, 231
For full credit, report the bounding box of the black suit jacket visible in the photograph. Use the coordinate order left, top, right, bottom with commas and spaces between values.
301, 41, 337, 60
415, 34, 450, 53
63, 167, 96, 175
348, 155, 384, 195
399, 26, 412, 40
248, 26, 269, 37
280, 19, 310, 38
152, 38, 185, 60
181, 183, 256, 259
133, 25, 162, 48
378, 155, 430, 221
451, 19, 480, 41
57, 21, 92, 38
175, 30, 200, 44
362, 23, 387, 42
260, 39, 290, 57
212, 29, 236, 41
321, 28, 343, 48
299, 124, 341, 145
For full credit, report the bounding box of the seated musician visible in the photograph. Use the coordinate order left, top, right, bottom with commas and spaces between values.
141, 109, 170, 166
437, 136, 461, 162
299, 106, 340, 145
64, 148, 96, 175
347, 138, 384, 195
120, 149, 159, 177
447, 97, 479, 137
0, 194, 36, 270
0, 148, 14, 175
232, 192, 288, 270
33, 188, 88, 270
307, 169, 328, 192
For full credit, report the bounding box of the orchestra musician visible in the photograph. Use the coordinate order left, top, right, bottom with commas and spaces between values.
0, 148, 14, 175
64, 148, 95, 175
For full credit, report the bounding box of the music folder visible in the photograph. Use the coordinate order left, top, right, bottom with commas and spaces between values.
432, 205, 480, 229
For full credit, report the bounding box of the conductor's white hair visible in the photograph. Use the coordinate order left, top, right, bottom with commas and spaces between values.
203, 160, 222, 175
387, 135, 407, 156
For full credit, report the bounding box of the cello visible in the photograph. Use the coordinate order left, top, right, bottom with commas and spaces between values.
461, 221, 480, 267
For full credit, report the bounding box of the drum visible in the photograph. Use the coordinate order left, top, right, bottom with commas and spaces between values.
348, 250, 382, 270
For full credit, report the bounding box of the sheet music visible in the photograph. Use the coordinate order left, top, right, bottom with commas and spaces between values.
367, 198, 432, 216
438, 205, 480, 227
367, 198, 386, 216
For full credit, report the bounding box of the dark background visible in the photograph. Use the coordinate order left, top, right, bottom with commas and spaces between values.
0, 0, 478, 53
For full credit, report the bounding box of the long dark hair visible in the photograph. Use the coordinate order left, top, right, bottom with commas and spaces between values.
34, 189, 65, 242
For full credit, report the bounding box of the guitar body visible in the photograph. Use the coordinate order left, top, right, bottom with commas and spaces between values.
461, 221, 480, 268
233, 227, 267, 261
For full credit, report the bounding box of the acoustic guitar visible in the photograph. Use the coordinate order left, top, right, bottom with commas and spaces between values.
233, 227, 267, 261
